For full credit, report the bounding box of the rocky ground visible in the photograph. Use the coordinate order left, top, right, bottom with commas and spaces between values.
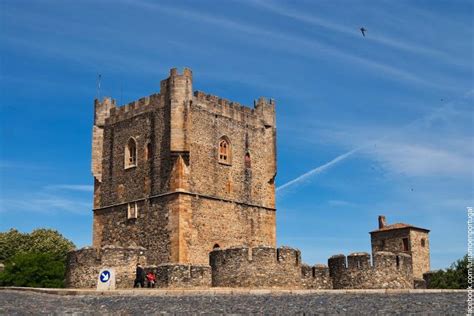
0, 290, 465, 315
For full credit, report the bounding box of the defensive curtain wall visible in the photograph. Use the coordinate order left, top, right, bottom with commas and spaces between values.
328, 252, 413, 289
67, 246, 425, 289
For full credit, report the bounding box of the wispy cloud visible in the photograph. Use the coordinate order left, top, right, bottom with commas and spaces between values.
0, 195, 91, 215
277, 90, 474, 193
365, 141, 473, 177
45, 184, 94, 192
119, 0, 452, 90
0, 184, 92, 215
0, 160, 48, 170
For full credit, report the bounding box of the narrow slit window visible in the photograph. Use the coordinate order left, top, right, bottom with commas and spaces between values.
145, 142, 152, 161
245, 152, 251, 168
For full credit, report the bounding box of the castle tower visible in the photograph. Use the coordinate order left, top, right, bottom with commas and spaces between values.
90, 68, 277, 265
370, 215, 430, 279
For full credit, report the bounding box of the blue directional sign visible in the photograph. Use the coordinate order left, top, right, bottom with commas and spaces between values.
100, 270, 111, 283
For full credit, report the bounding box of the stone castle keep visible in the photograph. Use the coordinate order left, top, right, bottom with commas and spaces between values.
66, 68, 431, 289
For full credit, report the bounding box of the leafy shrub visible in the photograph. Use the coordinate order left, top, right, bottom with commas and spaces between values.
428, 254, 468, 289
0, 252, 66, 288
0, 228, 75, 288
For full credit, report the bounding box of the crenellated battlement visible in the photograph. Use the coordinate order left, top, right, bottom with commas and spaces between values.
144, 263, 211, 288
301, 264, 333, 289
193, 90, 275, 128
65, 246, 147, 289
93, 67, 276, 129
328, 251, 413, 289
97, 94, 162, 125
211, 246, 300, 266
210, 246, 302, 288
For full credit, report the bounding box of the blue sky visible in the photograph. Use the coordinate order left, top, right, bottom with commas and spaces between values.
0, 0, 472, 270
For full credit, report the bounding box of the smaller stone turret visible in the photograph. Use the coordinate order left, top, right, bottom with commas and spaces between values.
370, 215, 430, 279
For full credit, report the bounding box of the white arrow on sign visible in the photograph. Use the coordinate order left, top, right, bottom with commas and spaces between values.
101, 272, 110, 282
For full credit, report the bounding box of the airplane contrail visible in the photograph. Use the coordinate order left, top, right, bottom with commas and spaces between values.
276, 89, 473, 194
276, 147, 363, 193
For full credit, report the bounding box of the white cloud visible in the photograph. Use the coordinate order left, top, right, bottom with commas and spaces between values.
45, 184, 94, 192
0, 184, 93, 215
0, 194, 91, 215
365, 141, 473, 177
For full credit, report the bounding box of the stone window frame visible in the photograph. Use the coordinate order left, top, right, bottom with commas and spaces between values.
218, 136, 232, 165
127, 202, 138, 219
125, 137, 138, 169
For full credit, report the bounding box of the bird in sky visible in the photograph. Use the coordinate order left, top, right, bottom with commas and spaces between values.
360, 27, 367, 37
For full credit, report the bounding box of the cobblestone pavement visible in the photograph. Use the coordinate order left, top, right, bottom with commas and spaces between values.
0, 290, 465, 315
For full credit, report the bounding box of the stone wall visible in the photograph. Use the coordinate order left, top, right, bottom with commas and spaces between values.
189, 97, 276, 210
328, 252, 413, 289
145, 264, 211, 288
370, 228, 430, 279
410, 230, 430, 278
371, 229, 409, 254
90, 67, 277, 267
66, 246, 147, 289
301, 264, 333, 289
186, 197, 276, 264
93, 197, 172, 265
210, 246, 303, 288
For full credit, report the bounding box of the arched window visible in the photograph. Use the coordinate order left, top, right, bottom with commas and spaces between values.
245, 152, 251, 168
125, 138, 137, 168
213, 243, 220, 250
218, 137, 231, 164
145, 142, 152, 161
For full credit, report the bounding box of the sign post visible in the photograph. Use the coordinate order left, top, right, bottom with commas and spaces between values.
97, 268, 115, 291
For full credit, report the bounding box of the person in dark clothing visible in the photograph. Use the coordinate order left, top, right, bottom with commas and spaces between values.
134, 263, 145, 288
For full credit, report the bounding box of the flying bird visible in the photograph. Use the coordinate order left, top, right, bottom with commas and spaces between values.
360, 27, 367, 37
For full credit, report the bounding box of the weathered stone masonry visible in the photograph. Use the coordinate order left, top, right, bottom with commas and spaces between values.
67, 68, 277, 288
66, 68, 430, 290
328, 252, 413, 289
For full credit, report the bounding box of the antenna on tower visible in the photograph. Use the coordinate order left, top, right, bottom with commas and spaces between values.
97, 74, 102, 101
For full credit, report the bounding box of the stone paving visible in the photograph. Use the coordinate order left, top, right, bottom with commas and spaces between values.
0, 289, 465, 315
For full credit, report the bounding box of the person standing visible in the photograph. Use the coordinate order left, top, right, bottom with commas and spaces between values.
134, 263, 145, 288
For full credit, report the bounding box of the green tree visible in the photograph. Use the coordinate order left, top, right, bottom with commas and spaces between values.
0, 229, 29, 262
0, 252, 66, 288
0, 228, 75, 288
28, 229, 76, 260
428, 254, 468, 289
0, 228, 75, 263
